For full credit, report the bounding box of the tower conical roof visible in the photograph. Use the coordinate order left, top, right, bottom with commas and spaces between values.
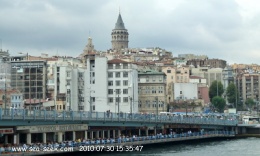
115, 13, 125, 29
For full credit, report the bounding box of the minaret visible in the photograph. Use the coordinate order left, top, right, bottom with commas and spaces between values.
111, 12, 129, 51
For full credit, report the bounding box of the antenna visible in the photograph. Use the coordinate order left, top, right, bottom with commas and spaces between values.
89, 30, 91, 37
0, 39, 2, 51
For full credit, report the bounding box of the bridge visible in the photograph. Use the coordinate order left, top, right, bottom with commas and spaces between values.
0, 108, 238, 147
0, 109, 238, 126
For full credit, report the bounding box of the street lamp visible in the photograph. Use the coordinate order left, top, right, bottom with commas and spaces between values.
155, 96, 158, 116
129, 96, 133, 116
114, 89, 121, 116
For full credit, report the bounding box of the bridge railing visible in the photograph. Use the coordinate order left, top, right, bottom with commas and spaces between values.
0, 109, 238, 126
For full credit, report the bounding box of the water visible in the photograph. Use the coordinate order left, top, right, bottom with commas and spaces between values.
56, 137, 260, 156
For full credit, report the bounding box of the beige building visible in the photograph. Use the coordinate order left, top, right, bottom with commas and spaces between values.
138, 70, 166, 114
236, 73, 260, 104
162, 66, 176, 105
191, 66, 223, 86
176, 65, 190, 83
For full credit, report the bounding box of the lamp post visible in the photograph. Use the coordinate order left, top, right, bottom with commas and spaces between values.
185, 99, 188, 116
4, 74, 7, 115
129, 96, 132, 116
155, 96, 158, 116
114, 89, 121, 116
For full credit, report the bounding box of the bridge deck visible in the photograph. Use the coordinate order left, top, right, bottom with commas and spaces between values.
0, 109, 238, 127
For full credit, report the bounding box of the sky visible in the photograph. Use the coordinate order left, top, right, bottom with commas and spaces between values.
0, 0, 260, 64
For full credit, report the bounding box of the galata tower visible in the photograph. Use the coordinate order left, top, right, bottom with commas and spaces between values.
111, 12, 129, 51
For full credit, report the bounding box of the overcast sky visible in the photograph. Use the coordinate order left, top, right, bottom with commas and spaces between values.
0, 0, 260, 64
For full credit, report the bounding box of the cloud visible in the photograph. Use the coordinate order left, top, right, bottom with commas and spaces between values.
0, 0, 260, 64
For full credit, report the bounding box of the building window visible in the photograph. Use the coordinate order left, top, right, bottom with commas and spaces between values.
67, 80, 70, 85
123, 72, 128, 77
180, 91, 182, 94
79, 72, 83, 78
138, 101, 142, 108
116, 72, 120, 78
92, 97, 95, 102
108, 81, 113, 86
108, 72, 113, 78
108, 89, 113, 94
115, 97, 121, 103
108, 97, 113, 103
116, 80, 121, 86
146, 76, 149, 82
167, 70, 171, 73
67, 72, 71, 77
115, 89, 121, 94
78, 106, 84, 111
123, 97, 128, 102
123, 80, 128, 86
123, 89, 128, 94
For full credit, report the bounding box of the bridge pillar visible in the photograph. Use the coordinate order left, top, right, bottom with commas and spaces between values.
118, 130, 121, 137
72, 131, 76, 141
145, 128, 149, 136
113, 130, 115, 138
58, 132, 63, 143
90, 131, 94, 139
43, 133, 46, 144
242, 127, 247, 134
235, 127, 238, 134
26, 133, 31, 145
101, 130, 105, 139
96, 131, 100, 139
108, 130, 110, 138
4, 135, 8, 144
14, 134, 19, 145
84, 131, 88, 140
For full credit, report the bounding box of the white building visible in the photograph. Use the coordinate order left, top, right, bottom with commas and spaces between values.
11, 92, 24, 109
85, 57, 138, 113
174, 83, 198, 100
47, 57, 86, 111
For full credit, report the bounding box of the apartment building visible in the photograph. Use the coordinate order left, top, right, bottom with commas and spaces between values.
10, 56, 47, 110
236, 73, 260, 104
191, 66, 223, 86
47, 57, 85, 111
85, 57, 138, 113
161, 66, 175, 106
138, 70, 166, 114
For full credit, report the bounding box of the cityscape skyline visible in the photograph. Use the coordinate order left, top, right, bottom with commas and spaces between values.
1, 0, 260, 64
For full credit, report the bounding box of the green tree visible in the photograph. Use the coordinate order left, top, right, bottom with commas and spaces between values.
209, 81, 224, 102
226, 82, 237, 107
245, 98, 255, 111
212, 96, 226, 113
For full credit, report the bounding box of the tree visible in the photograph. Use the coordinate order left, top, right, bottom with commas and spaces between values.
212, 96, 226, 113
226, 82, 237, 107
209, 80, 224, 102
245, 98, 255, 111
